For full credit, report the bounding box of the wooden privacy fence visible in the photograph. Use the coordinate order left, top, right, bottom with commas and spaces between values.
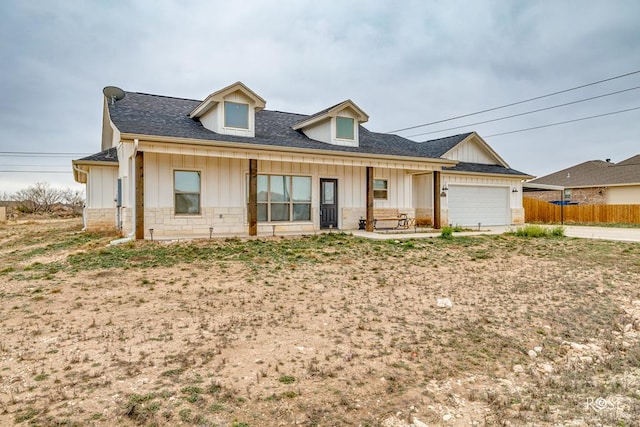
524, 197, 640, 224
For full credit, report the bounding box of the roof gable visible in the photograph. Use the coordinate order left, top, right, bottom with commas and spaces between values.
420, 132, 508, 167
188, 81, 266, 118
292, 99, 369, 130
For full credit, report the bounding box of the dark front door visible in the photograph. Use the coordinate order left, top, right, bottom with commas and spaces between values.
320, 178, 338, 229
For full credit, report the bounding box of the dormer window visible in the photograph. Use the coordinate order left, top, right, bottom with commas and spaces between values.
336, 117, 355, 140
292, 100, 368, 148
224, 101, 249, 129
189, 82, 266, 137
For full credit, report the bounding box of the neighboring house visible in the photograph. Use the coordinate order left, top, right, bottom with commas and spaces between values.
72, 81, 531, 239
526, 156, 640, 205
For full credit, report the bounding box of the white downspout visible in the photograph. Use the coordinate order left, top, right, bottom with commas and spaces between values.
110, 140, 138, 245
72, 164, 89, 231
129, 139, 139, 239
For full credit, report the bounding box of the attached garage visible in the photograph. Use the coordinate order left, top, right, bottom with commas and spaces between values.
447, 185, 510, 226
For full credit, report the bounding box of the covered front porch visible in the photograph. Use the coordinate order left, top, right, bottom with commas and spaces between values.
127, 139, 453, 239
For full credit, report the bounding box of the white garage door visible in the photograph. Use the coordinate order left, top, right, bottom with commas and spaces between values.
448, 185, 510, 226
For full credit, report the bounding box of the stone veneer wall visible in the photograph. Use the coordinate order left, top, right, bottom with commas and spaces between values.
342, 207, 366, 230
440, 209, 449, 228
144, 207, 245, 238
414, 208, 433, 226
85, 208, 116, 231
135, 206, 427, 238
511, 208, 525, 225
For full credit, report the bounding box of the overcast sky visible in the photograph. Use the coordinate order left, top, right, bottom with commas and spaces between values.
1, 0, 639, 195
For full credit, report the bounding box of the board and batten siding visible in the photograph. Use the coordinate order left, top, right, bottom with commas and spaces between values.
412, 174, 433, 208
83, 165, 118, 231
145, 154, 417, 212
87, 166, 118, 208
139, 151, 422, 235
373, 168, 412, 209
443, 140, 495, 164
256, 160, 369, 211
144, 153, 246, 208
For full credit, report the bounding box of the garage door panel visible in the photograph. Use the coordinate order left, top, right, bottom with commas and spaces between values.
448, 186, 509, 226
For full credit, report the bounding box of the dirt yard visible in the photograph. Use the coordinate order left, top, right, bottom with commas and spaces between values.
1, 219, 640, 426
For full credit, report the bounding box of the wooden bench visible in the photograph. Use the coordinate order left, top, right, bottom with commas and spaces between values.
373, 213, 409, 230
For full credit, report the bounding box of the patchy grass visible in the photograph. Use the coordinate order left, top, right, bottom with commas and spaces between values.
1, 218, 640, 425
509, 224, 566, 237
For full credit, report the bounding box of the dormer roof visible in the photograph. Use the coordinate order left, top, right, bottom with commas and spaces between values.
292, 99, 369, 131
188, 81, 266, 118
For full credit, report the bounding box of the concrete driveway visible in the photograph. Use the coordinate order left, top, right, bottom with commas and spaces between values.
559, 225, 640, 242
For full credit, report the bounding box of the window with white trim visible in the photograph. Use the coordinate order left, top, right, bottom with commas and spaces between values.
248, 175, 311, 221
174, 170, 201, 214
336, 116, 355, 140
224, 101, 249, 129
373, 179, 388, 199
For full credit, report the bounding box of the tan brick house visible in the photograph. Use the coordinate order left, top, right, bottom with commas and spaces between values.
526, 156, 640, 205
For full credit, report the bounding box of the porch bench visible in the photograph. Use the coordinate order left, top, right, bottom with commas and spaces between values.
373, 213, 409, 230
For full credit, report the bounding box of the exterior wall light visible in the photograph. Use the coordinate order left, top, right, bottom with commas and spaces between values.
512, 187, 519, 193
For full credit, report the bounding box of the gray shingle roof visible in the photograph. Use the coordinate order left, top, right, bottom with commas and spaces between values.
291, 100, 345, 128
617, 154, 640, 166
107, 92, 432, 158
417, 133, 473, 157
529, 156, 640, 186
96, 91, 528, 177
77, 147, 118, 163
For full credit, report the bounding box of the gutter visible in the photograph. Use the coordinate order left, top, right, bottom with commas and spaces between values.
118, 133, 459, 167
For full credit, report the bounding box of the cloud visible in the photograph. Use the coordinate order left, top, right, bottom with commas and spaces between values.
0, 0, 639, 192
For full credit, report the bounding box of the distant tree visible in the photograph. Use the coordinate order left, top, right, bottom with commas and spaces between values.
13, 182, 63, 214
61, 188, 85, 213
0, 191, 10, 202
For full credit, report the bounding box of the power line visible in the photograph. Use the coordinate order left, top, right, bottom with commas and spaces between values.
407, 85, 640, 138
0, 151, 90, 155
0, 170, 71, 173
0, 152, 91, 157
484, 106, 640, 138
388, 69, 640, 133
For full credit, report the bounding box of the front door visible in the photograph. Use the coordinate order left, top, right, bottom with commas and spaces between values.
320, 178, 338, 229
